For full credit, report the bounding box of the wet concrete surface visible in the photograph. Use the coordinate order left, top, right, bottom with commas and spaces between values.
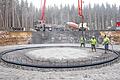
25, 47, 99, 60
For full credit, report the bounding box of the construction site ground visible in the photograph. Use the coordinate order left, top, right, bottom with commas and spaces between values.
0, 44, 120, 80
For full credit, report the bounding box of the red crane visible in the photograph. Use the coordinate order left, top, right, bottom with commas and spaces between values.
78, 0, 84, 35
78, 0, 83, 16
40, 0, 83, 24
40, 0, 46, 23
78, 0, 84, 22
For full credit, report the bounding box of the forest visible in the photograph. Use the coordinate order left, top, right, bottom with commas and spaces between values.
0, 0, 120, 31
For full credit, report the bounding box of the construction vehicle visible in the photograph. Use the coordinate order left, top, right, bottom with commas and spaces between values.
34, 0, 50, 31
65, 22, 89, 31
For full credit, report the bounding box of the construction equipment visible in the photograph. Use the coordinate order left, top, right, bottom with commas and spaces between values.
34, 0, 46, 31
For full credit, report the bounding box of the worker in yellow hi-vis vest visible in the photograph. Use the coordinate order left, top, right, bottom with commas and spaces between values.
80, 36, 85, 47
90, 36, 97, 52
102, 35, 110, 53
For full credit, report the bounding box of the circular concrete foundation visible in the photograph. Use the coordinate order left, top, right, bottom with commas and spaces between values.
0, 44, 119, 69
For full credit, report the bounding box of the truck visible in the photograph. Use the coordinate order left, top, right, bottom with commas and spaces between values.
65, 22, 89, 31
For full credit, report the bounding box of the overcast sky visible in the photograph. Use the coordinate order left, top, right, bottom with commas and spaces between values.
25, 0, 120, 8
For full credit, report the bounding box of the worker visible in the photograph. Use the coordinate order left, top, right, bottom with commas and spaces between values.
80, 36, 85, 47
90, 36, 97, 52
102, 35, 110, 53
43, 23, 46, 31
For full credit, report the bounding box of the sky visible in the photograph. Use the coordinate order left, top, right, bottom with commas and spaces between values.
26, 0, 120, 8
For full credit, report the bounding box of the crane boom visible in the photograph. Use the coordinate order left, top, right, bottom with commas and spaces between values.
40, 0, 46, 22
78, 0, 83, 16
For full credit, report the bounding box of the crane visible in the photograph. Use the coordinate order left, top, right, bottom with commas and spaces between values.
34, 0, 84, 31
34, 0, 46, 31
78, 0, 84, 35
40, 0, 46, 22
